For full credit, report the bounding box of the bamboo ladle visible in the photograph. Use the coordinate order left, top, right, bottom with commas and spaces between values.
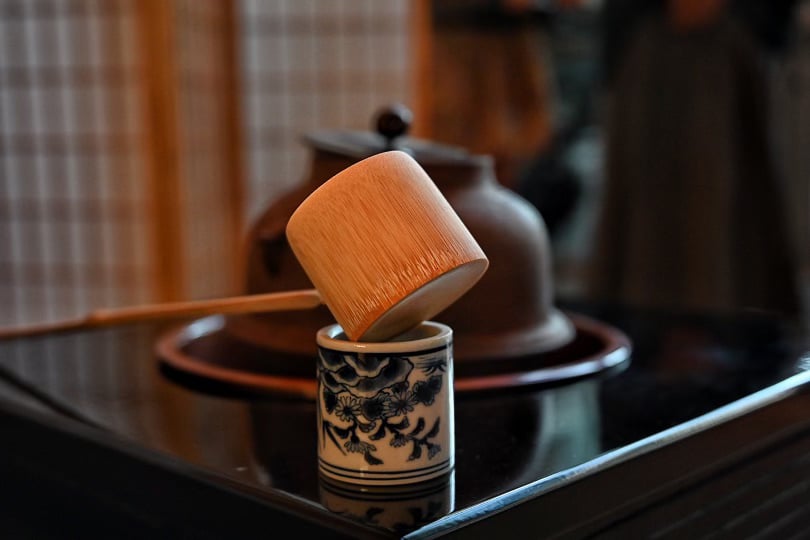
1, 151, 488, 342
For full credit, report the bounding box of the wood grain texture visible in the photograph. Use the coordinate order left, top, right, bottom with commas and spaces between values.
286, 151, 488, 341
135, 0, 185, 301
0, 290, 322, 340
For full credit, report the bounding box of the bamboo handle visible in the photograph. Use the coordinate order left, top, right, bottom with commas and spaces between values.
0, 289, 322, 340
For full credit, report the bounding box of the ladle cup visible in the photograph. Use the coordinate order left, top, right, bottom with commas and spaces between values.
1, 151, 488, 343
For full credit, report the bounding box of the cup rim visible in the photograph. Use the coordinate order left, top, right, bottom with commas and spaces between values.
316, 321, 452, 354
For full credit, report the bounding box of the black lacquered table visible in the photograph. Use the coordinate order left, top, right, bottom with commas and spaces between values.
1, 302, 809, 538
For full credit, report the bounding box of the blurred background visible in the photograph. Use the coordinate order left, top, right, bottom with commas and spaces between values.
1, 0, 808, 332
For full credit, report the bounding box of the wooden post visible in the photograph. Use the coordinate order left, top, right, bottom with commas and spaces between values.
134, 0, 186, 302
219, 0, 247, 287
410, 0, 434, 138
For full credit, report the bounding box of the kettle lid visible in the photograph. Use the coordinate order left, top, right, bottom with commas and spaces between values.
302, 103, 483, 166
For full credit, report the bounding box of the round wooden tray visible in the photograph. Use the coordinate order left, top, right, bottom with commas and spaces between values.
155, 312, 632, 399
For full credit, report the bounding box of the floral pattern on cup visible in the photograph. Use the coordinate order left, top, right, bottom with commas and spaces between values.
316, 321, 454, 486
319, 349, 447, 466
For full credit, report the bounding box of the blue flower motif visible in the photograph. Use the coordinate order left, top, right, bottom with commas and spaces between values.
360, 393, 390, 421
388, 387, 415, 417
412, 375, 442, 406
335, 395, 360, 422
391, 432, 409, 448
345, 435, 376, 454
319, 349, 413, 399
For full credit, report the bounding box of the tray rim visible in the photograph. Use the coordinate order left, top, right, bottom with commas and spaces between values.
155, 312, 632, 399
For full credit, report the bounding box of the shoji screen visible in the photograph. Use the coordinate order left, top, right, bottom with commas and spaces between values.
0, 0, 244, 327
0, 0, 415, 328
237, 0, 413, 223
0, 0, 154, 326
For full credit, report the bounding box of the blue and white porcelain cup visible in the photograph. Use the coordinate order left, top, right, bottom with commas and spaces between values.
316, 321, 455, 486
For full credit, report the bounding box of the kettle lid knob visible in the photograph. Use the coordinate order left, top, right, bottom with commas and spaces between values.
374, 103, 412, 149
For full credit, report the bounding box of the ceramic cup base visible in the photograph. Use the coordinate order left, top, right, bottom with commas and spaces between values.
319, 471, 455, 531
316, 321, 455, 487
